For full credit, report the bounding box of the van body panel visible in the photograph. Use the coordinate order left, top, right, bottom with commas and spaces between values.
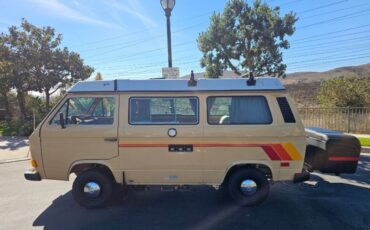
30, 78, 307, 186
40, 94, 119, 180
118, 93, 204, 184
29, 125, 46, 179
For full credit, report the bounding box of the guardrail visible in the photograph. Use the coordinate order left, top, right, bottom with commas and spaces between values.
297, 107, 370, 134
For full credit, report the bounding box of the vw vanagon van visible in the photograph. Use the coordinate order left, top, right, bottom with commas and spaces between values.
25, 77, 312, 208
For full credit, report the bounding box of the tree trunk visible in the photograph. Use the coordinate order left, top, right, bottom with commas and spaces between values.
45, 90, 50, 112
16, 90, 27, 119
1, 91, 11, 120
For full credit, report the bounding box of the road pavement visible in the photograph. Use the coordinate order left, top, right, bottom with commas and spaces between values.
0, 155, 369, 230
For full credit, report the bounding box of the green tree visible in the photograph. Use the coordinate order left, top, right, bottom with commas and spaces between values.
317, 76, 370, 107
197, 0, 297, 78
1, 19, 94, 112
0, 37, 12, 118
22, 20, 94, 110
3, 22, 34, 119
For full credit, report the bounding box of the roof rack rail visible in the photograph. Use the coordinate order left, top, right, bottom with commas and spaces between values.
246, 72, 256, 86
188, 70, 197, 87
114, 79, 118, 91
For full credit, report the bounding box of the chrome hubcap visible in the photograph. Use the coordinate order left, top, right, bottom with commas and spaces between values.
83, 182, 101, 198
240, 179, 257, 196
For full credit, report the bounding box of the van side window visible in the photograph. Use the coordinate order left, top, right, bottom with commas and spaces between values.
276, 97, 296, 123
50, 97, 115, 125
129, 97, 198, 125
207, 96, 272, 125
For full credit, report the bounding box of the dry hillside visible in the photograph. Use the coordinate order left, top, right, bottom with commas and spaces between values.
182, 63, 370, 107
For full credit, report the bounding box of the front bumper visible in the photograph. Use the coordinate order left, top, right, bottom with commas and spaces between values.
24, 169, 42, 181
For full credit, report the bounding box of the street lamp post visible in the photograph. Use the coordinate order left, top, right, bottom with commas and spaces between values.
160, 0, 175, 68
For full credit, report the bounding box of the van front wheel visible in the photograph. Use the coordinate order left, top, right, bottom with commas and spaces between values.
227, 168, 269, 206
72, 168, 113, 209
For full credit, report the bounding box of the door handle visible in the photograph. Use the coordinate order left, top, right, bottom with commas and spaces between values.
104, 137, 117, 142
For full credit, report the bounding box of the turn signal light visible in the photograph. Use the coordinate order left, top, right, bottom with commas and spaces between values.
280, 162, 290, 167
31, 159, 38, 168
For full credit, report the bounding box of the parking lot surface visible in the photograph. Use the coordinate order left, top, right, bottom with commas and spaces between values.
0, 155, 369, 230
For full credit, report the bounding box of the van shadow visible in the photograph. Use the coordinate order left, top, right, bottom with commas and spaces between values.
33, 174, 370, 230
339, 154, 370, 185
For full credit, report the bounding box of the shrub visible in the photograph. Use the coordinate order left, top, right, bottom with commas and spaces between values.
317, 76, 370, 107
0, 118, 34, 136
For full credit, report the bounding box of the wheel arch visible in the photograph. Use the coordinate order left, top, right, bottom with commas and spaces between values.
223, 162, 274, 185
68, 160, 120, 183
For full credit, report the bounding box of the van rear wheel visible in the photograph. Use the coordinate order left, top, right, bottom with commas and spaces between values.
227, 168, 269, 206
72, 168, 113, 209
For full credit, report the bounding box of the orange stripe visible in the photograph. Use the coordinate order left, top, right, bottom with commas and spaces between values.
119, 143, 268, 148
283, 143, 303, 161
119, 144, 168, 148
272, 144, 292, 161
193, 144, 267, 148
119, 143, 302, 162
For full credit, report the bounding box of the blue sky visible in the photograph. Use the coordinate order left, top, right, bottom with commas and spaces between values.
1, 0, 370, 80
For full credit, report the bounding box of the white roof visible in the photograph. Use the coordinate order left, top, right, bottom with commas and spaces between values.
68, 78, 285, 93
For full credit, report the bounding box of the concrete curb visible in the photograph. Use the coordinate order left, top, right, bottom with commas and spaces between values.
362, 147, 370, 154
0, 158, 30, 164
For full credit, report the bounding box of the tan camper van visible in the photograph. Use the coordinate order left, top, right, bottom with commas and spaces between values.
25, 77, 310, 208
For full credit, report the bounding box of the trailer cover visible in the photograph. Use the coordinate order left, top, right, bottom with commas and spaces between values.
305, 127, 361, 174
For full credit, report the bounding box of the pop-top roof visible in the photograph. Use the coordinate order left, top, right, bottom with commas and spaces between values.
68, 78, 285, 93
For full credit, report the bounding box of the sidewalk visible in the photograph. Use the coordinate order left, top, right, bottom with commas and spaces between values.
350, 133, 370, 138
0, 137, 29, 163
350, 134, 370, 153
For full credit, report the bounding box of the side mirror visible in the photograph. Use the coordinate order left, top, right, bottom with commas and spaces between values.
59, 113, 66, 129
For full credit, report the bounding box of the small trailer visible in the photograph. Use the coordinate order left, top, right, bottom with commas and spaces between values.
304, 127, 361, 174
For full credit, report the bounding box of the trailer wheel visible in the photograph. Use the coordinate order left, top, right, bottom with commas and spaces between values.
72, 168, 113, 209
227, 168, 269, 206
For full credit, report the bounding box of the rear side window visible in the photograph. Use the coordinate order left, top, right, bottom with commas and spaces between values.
276, 97, 296, 123
207, 96, 272, 125
129, 97, 198, 125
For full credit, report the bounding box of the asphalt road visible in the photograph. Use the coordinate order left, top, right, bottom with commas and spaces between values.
1, 156, 370, 230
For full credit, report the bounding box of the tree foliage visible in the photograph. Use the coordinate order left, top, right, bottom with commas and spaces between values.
0, 37, 12, 118
317, 76, 370, 107
0, 19, 94, 116
197, 0, 297, 78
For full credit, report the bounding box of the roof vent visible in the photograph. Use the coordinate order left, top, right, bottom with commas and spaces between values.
188, 70, 197, 87
246, 72, 256, 86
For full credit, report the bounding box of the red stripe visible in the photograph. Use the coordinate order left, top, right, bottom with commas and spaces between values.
272, 144, 292, 161
329, 156, 359, 161
261, 146, 281, 161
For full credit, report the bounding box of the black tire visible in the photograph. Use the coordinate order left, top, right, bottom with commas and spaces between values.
72, 168, 114, 209
227, 168, 269, 206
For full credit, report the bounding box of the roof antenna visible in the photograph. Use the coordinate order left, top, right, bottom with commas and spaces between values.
188, 70, 197, 87
246, 72, 256, 86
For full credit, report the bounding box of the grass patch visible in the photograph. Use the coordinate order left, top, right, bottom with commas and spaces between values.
358, 137, 370, 147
